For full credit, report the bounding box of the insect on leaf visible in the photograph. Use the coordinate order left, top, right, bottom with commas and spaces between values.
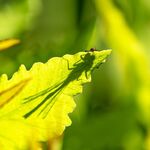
0, 49, 111, 142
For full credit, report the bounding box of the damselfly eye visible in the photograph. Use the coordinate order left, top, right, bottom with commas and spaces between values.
90, 48, 96, 52
85, 48, 97, 52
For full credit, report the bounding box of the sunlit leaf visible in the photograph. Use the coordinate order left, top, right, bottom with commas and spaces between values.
0, 78, 30, 108
0, 50, 111, 147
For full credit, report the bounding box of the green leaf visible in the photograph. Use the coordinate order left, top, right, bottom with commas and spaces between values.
0, 50, 111, 146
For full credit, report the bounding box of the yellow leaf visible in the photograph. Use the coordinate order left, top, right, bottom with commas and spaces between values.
0, 50, 111, 144
0, 78, 30, 108
0, 39, 20, 51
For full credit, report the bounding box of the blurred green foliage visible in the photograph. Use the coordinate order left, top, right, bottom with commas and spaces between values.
0, 0, 150, 150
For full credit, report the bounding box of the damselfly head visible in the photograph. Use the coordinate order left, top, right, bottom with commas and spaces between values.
85, 48, 97, 52
90, 48, 96, 52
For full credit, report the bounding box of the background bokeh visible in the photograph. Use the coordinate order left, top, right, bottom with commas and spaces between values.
0, 0, 150, 149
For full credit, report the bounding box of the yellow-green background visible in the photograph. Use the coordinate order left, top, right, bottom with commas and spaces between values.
0, 0, 150, 149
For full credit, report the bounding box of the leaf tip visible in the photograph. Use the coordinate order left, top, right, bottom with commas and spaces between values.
19, 65, 27, 72
0, 74, 8, 82
102, 49, 112, 55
